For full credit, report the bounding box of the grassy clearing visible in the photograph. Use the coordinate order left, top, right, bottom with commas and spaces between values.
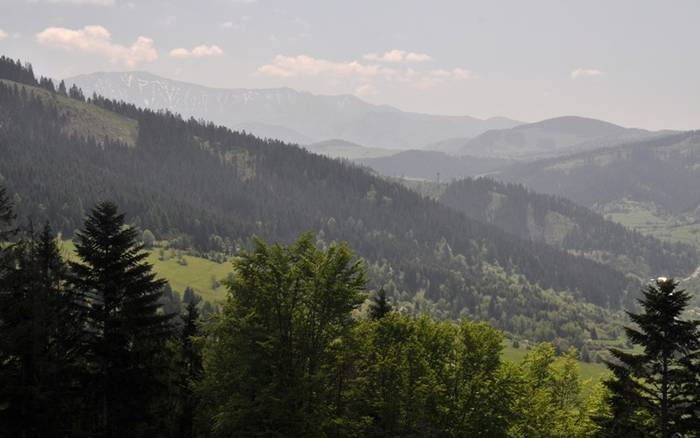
502, 343, 609, 383
601, 200, 700, 250
60, 241, 230, 302
0, 79, 138, 146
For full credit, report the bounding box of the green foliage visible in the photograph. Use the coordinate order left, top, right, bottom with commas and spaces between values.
198, 234, 366, 437
142, 229, 156, 248
510, 344, 602, 437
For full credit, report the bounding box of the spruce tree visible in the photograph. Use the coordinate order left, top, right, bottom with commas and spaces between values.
70, 201, 173, 438
57, 79, 67, 96
600, 278, 700, 437
0, 223, 83, 436
368, 287, 393, 320
0, 186, 16, 244
177, 297, 203, 438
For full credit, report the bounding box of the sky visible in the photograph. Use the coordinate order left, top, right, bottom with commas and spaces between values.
1, 0, 699, 130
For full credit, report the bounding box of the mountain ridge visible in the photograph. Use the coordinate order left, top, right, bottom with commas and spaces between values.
454, 115, 666, 159
65, 70, 522, 150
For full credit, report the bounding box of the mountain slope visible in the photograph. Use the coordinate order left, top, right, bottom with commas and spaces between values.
438, 178, 698, 281
495, 131, 700, 248
422, 137, 472, 155
456, 116, 663, 159
304, 139, 395, 160
0, 58, 642, 345
358, 150, 512, 180
498, 131, 700, 211
65, 71, 522, 150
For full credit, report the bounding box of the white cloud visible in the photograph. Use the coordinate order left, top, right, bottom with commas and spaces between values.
169, 45, 224, 59
0, 30, 8, 41
36, 25, 157, 67
257, 55, 395, 79
570, 68, 603, 79
257, 54, 473, 92
363, 49, 432, 63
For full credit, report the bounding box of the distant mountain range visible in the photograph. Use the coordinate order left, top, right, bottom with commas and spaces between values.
358, 116, 673, 180
452, 116, 670, 159
65, 71, 522, 151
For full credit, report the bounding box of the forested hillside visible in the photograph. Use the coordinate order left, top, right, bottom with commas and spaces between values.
498, 130, 700, 209
357, 150, 511, 180
497, 131, 700, 247
0, 56, 639, 345
438, 178, 698, 280
454, 116, 663, 159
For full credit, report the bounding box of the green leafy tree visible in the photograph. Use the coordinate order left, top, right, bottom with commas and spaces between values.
340, 315, 519, 437
198, 233, 366, 437
599, 278, 700, 437
510, 344, 599, 437
70, 201, 173, 437
142, 229, 156, 249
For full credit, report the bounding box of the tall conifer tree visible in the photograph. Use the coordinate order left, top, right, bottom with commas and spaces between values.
368, 287, 393, 320
70, 201, 172, 438
0, 220, 83, 436
600, 278, 700, 437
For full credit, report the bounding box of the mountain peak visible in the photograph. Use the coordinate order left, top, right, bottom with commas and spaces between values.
517, 115, 628, 136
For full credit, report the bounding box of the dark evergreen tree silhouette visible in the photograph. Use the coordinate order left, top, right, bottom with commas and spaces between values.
0, 186, 16, 242
369, 287, 393, 320
0, 222, 84, 436
177, 296, 203, 438
70, 201, 173, 437
600, 278, 700, 437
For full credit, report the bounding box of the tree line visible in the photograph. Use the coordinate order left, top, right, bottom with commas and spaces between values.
1, 190, 698, 437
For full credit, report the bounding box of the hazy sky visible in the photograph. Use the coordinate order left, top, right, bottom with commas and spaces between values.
1, 0, 699, 130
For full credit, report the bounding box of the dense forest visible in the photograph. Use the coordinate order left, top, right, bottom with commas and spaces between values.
1, 193, 698, 437
439, 177, 698, 280
0, 56, 644, 346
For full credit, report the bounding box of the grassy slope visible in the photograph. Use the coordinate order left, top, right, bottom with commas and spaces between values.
502, 344, 609, 383
61, 241, 230, 302
0, 79, 138, 146
601, 199, 700, 250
